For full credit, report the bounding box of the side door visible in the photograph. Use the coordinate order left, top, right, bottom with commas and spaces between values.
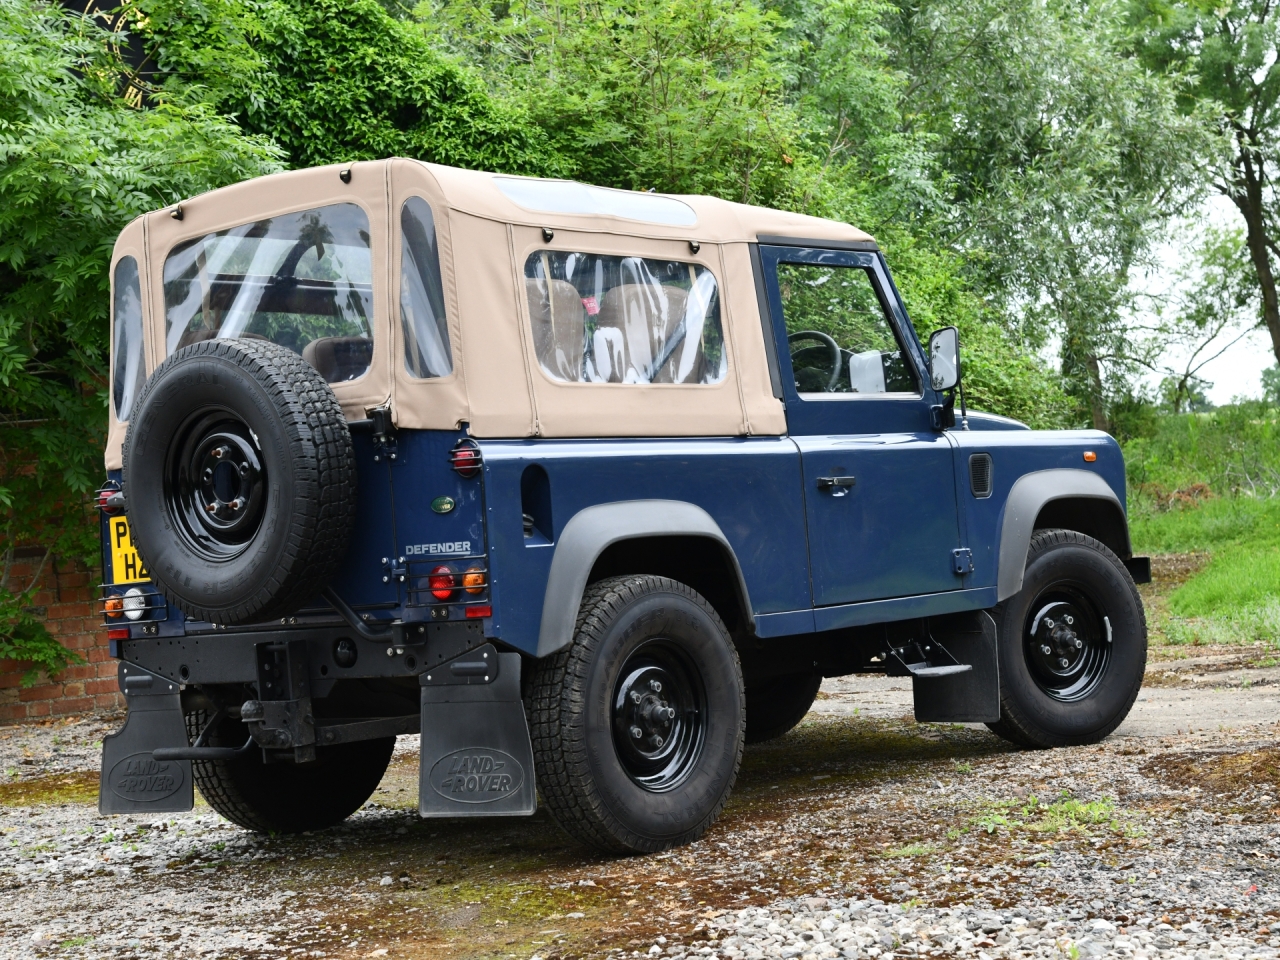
758, 243, 962, 606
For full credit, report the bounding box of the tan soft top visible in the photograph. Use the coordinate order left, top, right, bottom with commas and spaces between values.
105, 160, 877, 469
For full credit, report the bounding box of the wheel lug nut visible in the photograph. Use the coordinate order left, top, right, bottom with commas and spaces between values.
1065, 615, 1074, 625
630, 691, 641, 704
1040, 644, 1051, 655
1074, 638, 1082, 649
203, 468, 213, 481
231, 497, 245, 511
1059, 657, 1069, 668
651, 736, 664, 748
206, 502, 218, 514
649, 679, 662, 693
212, 446, 225, 458
630, 726, 643, 740
666, 707, 675, 719
240, 463, 250, 477
1044, 618, 1054, 628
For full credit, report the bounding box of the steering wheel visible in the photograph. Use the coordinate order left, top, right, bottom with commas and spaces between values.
787, 330, 843, 392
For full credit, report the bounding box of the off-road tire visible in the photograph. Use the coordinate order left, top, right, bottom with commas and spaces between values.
185, 710, 394, 833
528, 576, 745, 854
124, 338, 355, 625
744, 672, 822, 744
986, 529, 1146, 749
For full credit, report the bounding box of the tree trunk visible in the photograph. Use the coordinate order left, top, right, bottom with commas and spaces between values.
1086, 354, 1108, 432
1230, 147, 1280, 366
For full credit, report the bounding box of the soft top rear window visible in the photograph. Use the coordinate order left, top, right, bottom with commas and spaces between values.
496, 178, 697, 226
162, 203, 374, 384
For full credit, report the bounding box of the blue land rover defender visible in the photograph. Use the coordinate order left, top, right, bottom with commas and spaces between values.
97, 160, 1149, 853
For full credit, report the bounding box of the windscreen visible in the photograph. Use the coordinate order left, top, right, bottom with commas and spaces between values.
162, 203, 374, 383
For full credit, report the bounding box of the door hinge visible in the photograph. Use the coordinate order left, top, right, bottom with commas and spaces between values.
952, 547, 974, 575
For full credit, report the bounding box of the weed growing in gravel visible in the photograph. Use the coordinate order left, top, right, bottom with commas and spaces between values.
880, 843, 936, 858
970, 793, 1140, 838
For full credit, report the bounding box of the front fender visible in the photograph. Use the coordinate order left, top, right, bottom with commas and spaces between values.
535, 499, 753, 658
996, 469, 1128, 602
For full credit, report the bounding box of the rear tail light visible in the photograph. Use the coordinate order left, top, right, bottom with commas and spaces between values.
104, 596, 124, 618
463, 566, 486, 595
96, 485, 125, 514
121, 587, 147, 621
429, 564, 456, 601
449, 439, 481, 478
465, 605, 492, 619
107, 627, 129, 640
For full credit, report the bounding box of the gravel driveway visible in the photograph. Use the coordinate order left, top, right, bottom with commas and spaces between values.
2, 670, 1279, 960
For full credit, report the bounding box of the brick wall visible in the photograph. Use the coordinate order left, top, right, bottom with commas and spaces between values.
0, 548, 121, 723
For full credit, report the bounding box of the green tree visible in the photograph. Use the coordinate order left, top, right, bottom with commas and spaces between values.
890, 0, 1211, 430
134, 0, 564, 174
1131, 0, 1280, 368
0, 0, 280, 680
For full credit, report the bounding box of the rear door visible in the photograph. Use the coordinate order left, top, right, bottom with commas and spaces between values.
759, 244, 962, 606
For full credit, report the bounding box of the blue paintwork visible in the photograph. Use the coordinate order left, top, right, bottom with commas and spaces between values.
102, 242, 1131, 659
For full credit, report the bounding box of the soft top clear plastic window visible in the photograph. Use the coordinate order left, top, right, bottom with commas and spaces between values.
112, 256, 145, 420
496, 178, 697, 226
162, 203, 374, 384
399, 197, 452, 379
525, 251, 726, 385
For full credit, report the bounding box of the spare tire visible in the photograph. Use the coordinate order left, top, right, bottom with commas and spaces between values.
124, 338, 356, 625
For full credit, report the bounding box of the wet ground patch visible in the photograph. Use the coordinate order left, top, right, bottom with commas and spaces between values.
0, 770, 98, 807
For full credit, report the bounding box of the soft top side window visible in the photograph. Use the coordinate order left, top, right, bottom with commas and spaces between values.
399, 197, 452, 379
777, 261, 918, 396
112, 256, 145, 420
162, 203, 374, 384
524, 250, 726, 385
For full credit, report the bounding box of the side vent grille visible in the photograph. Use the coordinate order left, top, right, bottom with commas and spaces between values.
969, 453, 993, 499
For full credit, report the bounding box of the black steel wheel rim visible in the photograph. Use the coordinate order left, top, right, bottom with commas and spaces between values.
1022, 582, 1111, 702
164, 406, 267, 561
611, 639, 707, 793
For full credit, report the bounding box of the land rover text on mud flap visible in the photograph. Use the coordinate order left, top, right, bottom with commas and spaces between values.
97, 160, 1151, 853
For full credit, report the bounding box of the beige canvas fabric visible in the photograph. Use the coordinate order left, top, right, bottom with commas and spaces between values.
105, 158, 870, 468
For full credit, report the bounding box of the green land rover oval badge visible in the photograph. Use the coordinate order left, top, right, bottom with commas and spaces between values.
430, 496, 456, 515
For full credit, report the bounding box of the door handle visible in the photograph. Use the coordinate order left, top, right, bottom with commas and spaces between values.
817, 475, 856, 495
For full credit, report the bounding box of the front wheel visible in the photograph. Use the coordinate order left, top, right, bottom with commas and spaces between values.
986, 529, 1147, 748
528, 576, 745, 853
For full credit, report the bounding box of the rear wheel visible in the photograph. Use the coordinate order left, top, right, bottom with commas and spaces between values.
986, 529, 1146, 748
528, 576, 745, 853
744, 672, 822, 744
185, 710, 394, 833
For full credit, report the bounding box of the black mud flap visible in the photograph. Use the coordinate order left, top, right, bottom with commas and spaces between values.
912, 611, 1001, 724
419, 644, 536, 817
99, 663, 195, 814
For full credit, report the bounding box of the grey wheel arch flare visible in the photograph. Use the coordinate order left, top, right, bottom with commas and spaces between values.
535, 500, 754, 658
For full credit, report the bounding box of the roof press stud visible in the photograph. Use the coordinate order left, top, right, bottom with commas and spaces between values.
171, 204, 184, 221
542, 227, 554, 242
689, 240, 700, 254
339, 168, 352, 184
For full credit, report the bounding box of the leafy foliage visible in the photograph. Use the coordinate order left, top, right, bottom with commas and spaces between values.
0, 0, 280, 678
135, 0, 564, 174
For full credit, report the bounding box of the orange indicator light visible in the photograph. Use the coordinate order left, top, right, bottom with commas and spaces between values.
1083, 450, 1097, 462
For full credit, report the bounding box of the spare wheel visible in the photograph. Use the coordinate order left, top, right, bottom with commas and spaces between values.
124, 339, 356, 625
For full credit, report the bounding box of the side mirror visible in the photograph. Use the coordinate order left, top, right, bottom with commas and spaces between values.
928, 326, 960, 392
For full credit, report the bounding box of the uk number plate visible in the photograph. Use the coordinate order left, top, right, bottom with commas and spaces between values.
108, 515, 149, 584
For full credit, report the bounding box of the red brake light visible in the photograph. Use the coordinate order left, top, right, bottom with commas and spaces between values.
107, 627, 129, 639
450, 441, 481, 478
465, 605, 492, 618
429, 564, 456, 601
